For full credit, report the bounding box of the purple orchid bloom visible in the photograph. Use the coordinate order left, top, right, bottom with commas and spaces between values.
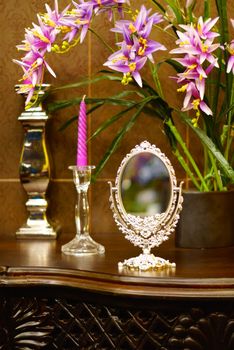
61, 2, 93, 43
83, 0, 129, 20
171, 25, 220, 66
15, 0, 131, 106
177, 81, 212, 116
18, 70, 37, 105
227, 43, 234, 74
14, 48, 57, 105
196, 17, 220, 40
104, 5, 165, 86
31, 16, 58, 53
134, 5, 163, 36
174, 55, 209, 100
14, 50, 56, 87
227, 19, 234, 74
16, 0, 68, 58
132, 35, 166, 63
86, 0, 127, 8
113, 5, 163, 40
170, 17, 221, 117
104, 41, 147, 86
13, 59, 43, 105
112, 5, 163, 36
17, 16, 57, 56
110, 5, 166, 59
176, 71, 212, 116
104, 55, 147, 87
23, 50, 56, 77
43, 0, 70, 27
178, 81, 199, 111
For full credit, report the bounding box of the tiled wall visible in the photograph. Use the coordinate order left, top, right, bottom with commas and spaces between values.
0, 0, 232, 239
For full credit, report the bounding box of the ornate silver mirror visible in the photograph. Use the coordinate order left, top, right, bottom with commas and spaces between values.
109, 141, 183, 271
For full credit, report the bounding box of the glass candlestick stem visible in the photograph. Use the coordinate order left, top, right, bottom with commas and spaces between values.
61, 166, 105, 255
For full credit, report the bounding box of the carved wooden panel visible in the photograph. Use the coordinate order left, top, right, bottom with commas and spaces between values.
0, 297, 53, 349
0, 295, 234, 349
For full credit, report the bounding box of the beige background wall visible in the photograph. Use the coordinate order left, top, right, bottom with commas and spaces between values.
0, 1, 232, 240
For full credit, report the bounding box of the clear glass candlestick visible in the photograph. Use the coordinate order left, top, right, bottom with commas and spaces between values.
61, 166, 105, 256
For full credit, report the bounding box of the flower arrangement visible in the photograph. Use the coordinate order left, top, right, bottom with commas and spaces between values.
14, 0, 234, 191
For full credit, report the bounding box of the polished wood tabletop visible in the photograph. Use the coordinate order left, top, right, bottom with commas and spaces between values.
0, 232, 234, 299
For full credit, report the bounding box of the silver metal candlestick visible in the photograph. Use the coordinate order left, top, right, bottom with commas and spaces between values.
61, 166, 105, 255
16, 84, 59, 239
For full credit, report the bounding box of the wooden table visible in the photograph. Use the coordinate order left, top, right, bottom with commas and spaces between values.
0, 233, 234, 349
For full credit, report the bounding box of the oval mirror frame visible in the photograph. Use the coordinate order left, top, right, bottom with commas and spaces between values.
118, 148, 173, 223
109, 141, 183, 271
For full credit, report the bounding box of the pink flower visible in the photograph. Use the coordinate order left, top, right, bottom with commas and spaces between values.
13, 50, 56, 104
103, 42, 147, 86
227, 19, 234, 74
42, 0, 70, 27
104, 5, 166, 86
60, 2, 93, 43
196, 17, 220, 40
227, 52, 234, 74
171, 17, 220, 117
171, 21, 220, 65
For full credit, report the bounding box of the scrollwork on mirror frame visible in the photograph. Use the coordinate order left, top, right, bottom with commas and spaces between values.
109, 141, 183, 271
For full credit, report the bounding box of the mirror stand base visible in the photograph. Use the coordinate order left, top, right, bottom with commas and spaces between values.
118, 253, 176, 271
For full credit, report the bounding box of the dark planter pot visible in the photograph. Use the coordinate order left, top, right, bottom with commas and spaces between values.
175, 190, 234, 248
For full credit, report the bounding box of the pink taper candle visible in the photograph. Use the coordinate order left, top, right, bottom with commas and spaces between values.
76, 95, 88, 166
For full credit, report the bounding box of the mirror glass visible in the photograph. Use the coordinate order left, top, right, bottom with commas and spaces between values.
120, 152, 171, 216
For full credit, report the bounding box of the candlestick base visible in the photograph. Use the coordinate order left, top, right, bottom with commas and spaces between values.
61, 165, 105, 256
62, 234, 105, 256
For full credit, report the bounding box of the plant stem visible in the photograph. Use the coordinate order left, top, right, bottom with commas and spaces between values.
202, 119, 210, 185
204, 0, 210, 18
173, 148, 201, 190
225, 135, 233, 161
208, 152, 224, 191
166, 118, 209, 191
149, 61, 164, 99
210, 50, 222, 118
225, 76, 234, 160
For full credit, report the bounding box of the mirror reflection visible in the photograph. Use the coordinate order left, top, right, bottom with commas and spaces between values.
120, 152, 171, 216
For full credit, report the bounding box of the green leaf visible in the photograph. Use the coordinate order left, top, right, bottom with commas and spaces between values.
149, 61, 164, 98
54, 90, 146, 131
159, 0, 184, 23
59, 115, 77, 131
90, 95, 160, 140
181, 114, 234, 184
153, 0, 185, 33
151, 0, 166, 14
51, 74, 122, 92
93, 99, 152, 180
90, 102, 142, 140
59, 102, 104, 131
215, 1, 231, 107
204, 0, 210, 19
47, 98, 82, 112
47, 96, 136, 112
215, 0, 229, 43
